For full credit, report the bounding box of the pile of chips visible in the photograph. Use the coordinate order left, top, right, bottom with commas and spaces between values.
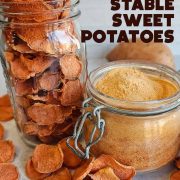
1, 0, 84, 143
0, 123, 19, 180
26, 138, 136, 180
170, 157, 180, 180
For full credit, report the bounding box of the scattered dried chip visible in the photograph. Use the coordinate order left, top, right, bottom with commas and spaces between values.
175, 157, 180, 169
23, 122, 38, 136
32, 144, 64, 173
59, 138, 82, 168
38, 72, 60, 91
0, 94, 11, 106
89, 167, 119, 180
60, 55, 82, 79
26, 159, 49, 180
61, 80, 83, 106
0, 163, 19, 180
170, 171, 180, 180
72, 157, 95, 180
44, 167, 71, 180
0, 106, 13, 121
0, 140, 15, 163
91, 154, 136, 180
0, 124, 4, 140
27, 103, 72, 125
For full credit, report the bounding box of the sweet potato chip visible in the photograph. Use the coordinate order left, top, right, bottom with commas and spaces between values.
4, 51, 14, 63
0, 124, 4, 140
175, 157, 180, 169
0, 163, 19, 180
26, 159, 49, 180
60, 55, 82, 79
0, 140, 15, 163
44, 167, 71, 180
61, 80, 83, 106
38, 125, 55, 137
59, 138, 82, 168
0, 106, 13, 121
27, 103, 72, 125
73, 157, 95, 180
23, 122, 38, 136
89, 167, 119, 180
38, 72, 60, 91
32, 144, 64, 173
91, 154, 136, 180
170, 171, 180, 180
16, 96, 30, 108
0, 94, 11, 106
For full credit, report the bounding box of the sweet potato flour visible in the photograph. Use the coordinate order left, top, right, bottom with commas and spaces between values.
96, 68, 178, 101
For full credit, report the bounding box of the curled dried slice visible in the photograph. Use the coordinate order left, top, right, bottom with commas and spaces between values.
91, 154, 136, 180
27, 103, 72, 125
175, 157, 180, 169
32, 144, 64, 173
0, 94, 11, 106
23, 122, 38, 136
0, 124, 4, 140
0, 163, 19, 180
0, 106, 13, 121
170, 171, 180, 180
0, 140, 15, 163
26, 159, 49, 180
72, 157, 95, 180
38, 72, 60, 91
44, 167, 71, 180
58, 138, 82, 168
60, 55, 82, 79
89, 167, 119, 180
61, 80, 83, 106
38, 125, 55, 137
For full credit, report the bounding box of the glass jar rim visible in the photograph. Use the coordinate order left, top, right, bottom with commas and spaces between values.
87, 60, 180, 116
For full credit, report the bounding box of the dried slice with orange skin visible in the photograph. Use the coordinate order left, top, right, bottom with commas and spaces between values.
0, 94, 11, 106
44, 167, 71, 180
0, 106, 14, 121
175, 157, 180, 169
90, 154, 136, 180
72, 157, 95, 180
0, 163, 19, 180
61, 80, 83, 106
0, 140, 15, 163
23, 122, 38, 136
26, 159, 49, 180
60, 55, 82, 79
0, 124, 4, 140
38, 125, 55, 137
89, 167, 119, 180
58, 138, 82, 168
32, 144, 64, 174
16, 96, 30, 108
170, 171, 180, 180
27, 103, 72, 125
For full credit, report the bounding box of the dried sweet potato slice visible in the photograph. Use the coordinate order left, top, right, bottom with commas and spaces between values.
60, 55, 82, 79
0, 124, 4, 140
175, 157, 180, 169
38, 125, 55, 137
170, 171, 180, 180
58, 138, 82, 168
0, 163, 19, 180
0, 94, 11, 106
44, 167, 71, 180
16, 96, 30, 108
89, 167, 119, 180
72, 157, 95, 180
32, 144, 64, 174
0, 106, 13, 121
4, 51, 14, 63
26, 159, 49, 180
38, 72, 60, 91
27, 103, 72, 125
23, 122, 38, 136
91, 154, 136, 180
0, 140, 15, 163
61, 80, 83, 106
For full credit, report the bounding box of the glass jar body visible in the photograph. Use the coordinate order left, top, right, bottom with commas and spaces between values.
0, 2, 87, 146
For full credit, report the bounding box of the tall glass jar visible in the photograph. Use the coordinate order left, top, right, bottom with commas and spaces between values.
0, 0, 87, 146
